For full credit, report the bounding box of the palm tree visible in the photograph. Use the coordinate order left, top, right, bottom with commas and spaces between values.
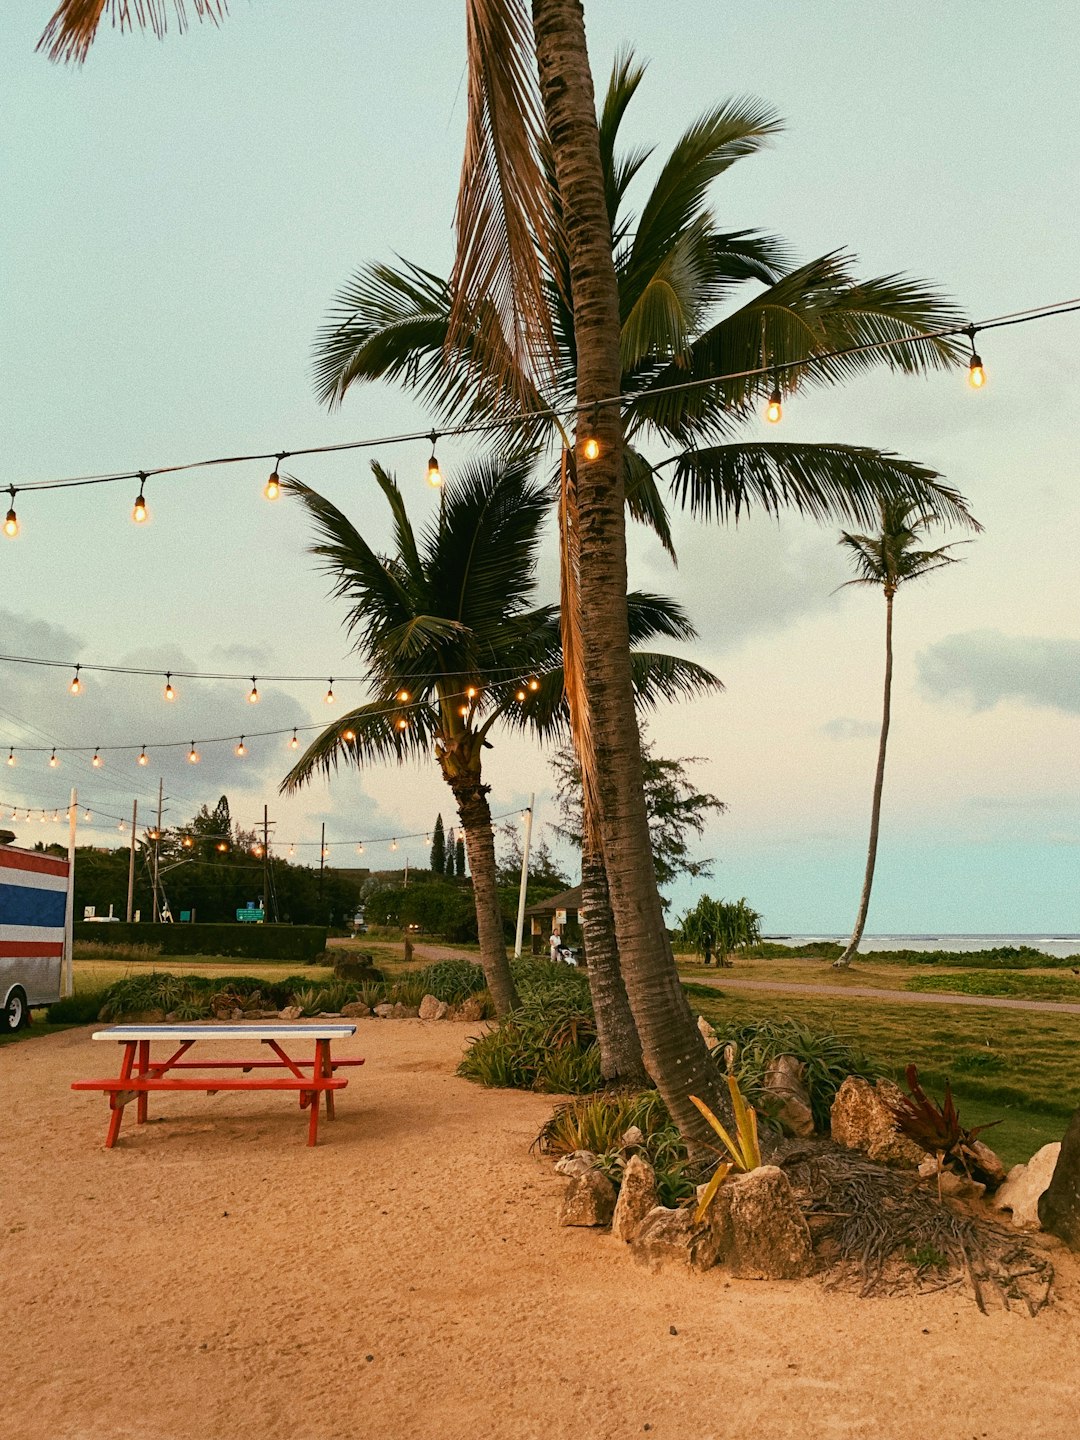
280, 453, 720, 1021
833, 500, 970, 967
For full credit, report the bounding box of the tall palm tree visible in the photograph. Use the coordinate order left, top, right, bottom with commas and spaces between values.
280, 453, 720, 1022
833, 500, 969, 967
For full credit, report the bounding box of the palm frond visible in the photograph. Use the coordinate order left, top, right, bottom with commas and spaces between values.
626, 591, 697, 644
669, 442, 980, 531
280, 701, 436, 795
838, 499, 972, 590
598, 48, 653, 232
450, 0, 557, 397
38, 0, 225, 64
624, 448, 676, 560
619, 215, 713, 373
628, 651, 724, 711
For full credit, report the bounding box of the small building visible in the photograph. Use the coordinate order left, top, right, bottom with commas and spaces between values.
524, 885, 582, 954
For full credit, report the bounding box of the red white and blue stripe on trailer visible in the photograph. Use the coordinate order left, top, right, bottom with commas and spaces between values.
0, 847, 69, 959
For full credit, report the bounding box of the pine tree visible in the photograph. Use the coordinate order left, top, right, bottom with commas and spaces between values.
455, 835, 466, 877
430, 814, 446, 875
445, 827, 456, 877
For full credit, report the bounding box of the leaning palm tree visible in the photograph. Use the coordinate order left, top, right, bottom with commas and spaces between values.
280, 453, 720, 1024
833, 500, 969, 967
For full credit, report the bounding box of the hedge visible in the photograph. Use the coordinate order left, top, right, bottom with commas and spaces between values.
73, 922, 327, 962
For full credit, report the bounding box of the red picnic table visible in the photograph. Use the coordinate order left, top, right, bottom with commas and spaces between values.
72, 1023, 363, 1148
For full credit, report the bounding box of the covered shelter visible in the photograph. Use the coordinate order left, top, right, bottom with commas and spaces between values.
524, 885, 582, 954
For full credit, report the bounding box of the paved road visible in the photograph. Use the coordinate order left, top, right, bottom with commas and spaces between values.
689, 975, 1080, 1016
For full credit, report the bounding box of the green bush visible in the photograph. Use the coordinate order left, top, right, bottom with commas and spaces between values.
96, 970, 348, 1021
46, 989, 110, 1024
457, 979, 598, 1093
72, 922, 327, 962
413, 958, 487, 1004
534, 1090, 698, 1206
713, 1017, 881, 1131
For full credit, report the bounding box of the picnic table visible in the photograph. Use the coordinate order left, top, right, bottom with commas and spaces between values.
72, 1023, 362, 1148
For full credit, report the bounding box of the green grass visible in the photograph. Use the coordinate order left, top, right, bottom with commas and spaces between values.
692, 989, 1076, 1168
908, 971, 1080, 1002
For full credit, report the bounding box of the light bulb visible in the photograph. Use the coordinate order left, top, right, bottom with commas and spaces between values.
254, 845, 263, 857
324, 680, 335, 705
49, 750, 58, 767
426, 432, 443, 488
164, 674, 176, 702
40, 810, 47, 823
528, 677, 540, 691
182, 835, 194, 849
69, 666, 82, 695
321, 847, 328, 860
581, 436, 600, 461
396, 717, 408, 731
459, 704, 469, 717
132, 487, 148, 524
188, 742, 200, 764
391, 838, 398, 851
342, 728, 355, 742
398, 689, 410, 703
968, 353, 986, 388
118, 819, 125, 832
83, 808, 91, 821
4, 490, 18, 538
6, 749, 14, 766
356, 843, 364, 856
235, 737, 247, 757
248, 677, 260, 704
216, 841, 228, 853
137, 748, 149, 766
466, 686, 478, 700
289, 730, 299, 750
765, 387, 783, 424
516, 688, 527, 702
52, 809, 60, 822
288, 845, 295, 858
92, 749, 102, 768
264, 455, 284, 501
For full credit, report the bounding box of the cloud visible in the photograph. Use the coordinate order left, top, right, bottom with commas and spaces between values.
917, 630, 1080, 714
821, 716, 878, 740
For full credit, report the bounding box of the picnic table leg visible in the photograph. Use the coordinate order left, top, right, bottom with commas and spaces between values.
136, 1040, 150, 1124
306, 1081, 320, 1146
105, 1042, 136, 1149
319, 1040, 335, 1122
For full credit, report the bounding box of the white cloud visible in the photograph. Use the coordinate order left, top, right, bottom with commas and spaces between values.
821, 716, 878, 740
918, 630, 1080, 715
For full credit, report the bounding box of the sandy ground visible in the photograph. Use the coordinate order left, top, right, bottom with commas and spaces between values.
4, 1022, 1078, 1440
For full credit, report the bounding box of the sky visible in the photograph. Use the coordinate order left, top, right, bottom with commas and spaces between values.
2, 1, 1078, 933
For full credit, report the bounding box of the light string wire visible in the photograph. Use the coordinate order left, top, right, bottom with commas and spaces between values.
7, 295, 1079, 497
0, 653, 535, 685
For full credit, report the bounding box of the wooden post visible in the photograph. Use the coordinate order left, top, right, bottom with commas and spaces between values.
514, 795, 535, 959
126, 797, 138, 923
62, 786, 77, 998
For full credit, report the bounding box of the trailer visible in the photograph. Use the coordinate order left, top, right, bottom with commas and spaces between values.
1, 843, 73, 1032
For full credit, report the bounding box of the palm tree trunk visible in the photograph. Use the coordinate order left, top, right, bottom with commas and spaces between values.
837, 590, 894, 967
447, 774, 520, 1014
531, 0, 722, 1147
580, 822, 647, 1086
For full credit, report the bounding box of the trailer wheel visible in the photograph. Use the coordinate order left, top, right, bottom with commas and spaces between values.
3, 987, 28, 1033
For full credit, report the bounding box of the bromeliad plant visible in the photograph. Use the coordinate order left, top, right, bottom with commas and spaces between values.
690, 1073, 763, 1222
888, 1064, 1001, 1188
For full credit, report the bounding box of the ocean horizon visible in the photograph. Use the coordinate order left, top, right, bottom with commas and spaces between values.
770, 934, 1080, 959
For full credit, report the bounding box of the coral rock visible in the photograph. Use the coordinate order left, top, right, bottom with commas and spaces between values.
630, 1205, 718, 1270
372, 1003, 394, 1019
611, 1155, 659, 1242
830, 1076, 924, 1168
554, 1150, 598, 1178
763, 1054, 816, 1137
418, 994, 450, 1021
559, 1170, 617, 1227
723, 1166, 814, 1279
993, 1143, 1062, 1230
277, 1006, 302, 1021
341, 1001, 372, 1018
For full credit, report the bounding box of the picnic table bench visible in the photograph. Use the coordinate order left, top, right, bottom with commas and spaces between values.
72, 1024, 362, 1148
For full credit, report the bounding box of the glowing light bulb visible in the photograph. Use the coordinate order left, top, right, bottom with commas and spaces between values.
968, 353, 986, 388
4, 490, 19, 538
459, 704, 469, 717
765, 387, 783, 424
356, 842, 364, 856
248, 677, 260, 704
49, 750, 58, 768
83, 808, 91, 821
528, 677, 540, 691
118, 819, 125, 833
398, 689, 410, 703
188, 742, 200, 764
164, 674, 176, 702
396, 717, 408, 731
182, 835, 194, 849
288, 845, 295, 858
40, 810, 47, 823
52, 809, 60, 823
426, 432, 443, 488
321, 847, 328, 860
466, 686, 478, 700
253, 844, 263, 858
92, 749, 102, 768
265, 455, 284, 501
69, 666, 82, 696
235, 737, 247, 757
390, 838, 398, 851
138, 748, 149, 766
216, 841, 228, 853
516, 688, 527, 702
324, 680, 335, 705
6, 749, 14, 766
581, 436, 600, 461
342, 728, 355, 742
132, 481, 149, 524
289, 730, 299, 750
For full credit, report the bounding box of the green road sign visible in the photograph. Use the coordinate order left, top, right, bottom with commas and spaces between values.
236, 907, 265, 923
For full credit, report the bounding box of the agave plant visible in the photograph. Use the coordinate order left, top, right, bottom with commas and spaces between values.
690, 1074, 763, 1221
888, 1064, 1001, 1187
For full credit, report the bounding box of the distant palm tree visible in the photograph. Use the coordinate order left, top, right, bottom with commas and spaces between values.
280, 454, 719, 1017
834, 500, 972, 967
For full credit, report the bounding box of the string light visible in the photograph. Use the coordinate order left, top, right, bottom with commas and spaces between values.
117, 818, 125, 832
466, 685, 478, 700
132, 473, 149, 524
248, 677, 260, 704
527, 677, 540, 691
137, 747, 149, 766
515, 687, 527, 702
83, 808, 91, 820
52, 809, 61, 823
69, 665, 82, 696
164, 673, 176, 702
458, 704, 468, 717
966, 326, 986, 388
581, 434, 600, 461
287, 844, 295, 858
264, 454, 285, 501
324, 679, 335, 705
235, 736, 247, 757
398, 689, 410, 702
181, 835, 194, 849
390, 838, 398, 851
216, 841, 228, 853
356, 842, 364, 855
289, 729, 299, 750
91, 749, 102, 768
48, 750, 58, 768
3, 490, 19, 539
426, 431, 443, 488
188, 741, 200, 764
342, 727, 355, 742
765, 385, 783, 424
396, 717, 408, 731
5, 749, 13, 767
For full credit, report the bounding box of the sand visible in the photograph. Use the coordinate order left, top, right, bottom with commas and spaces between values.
3, 1021, 1077, 1440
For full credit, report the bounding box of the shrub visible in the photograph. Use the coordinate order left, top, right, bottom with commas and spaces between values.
46, 989, 110, 1024
95, 970, 352, 1021
72, 940, 162, 962
534, 1090, 698, 1205
413, 958, 487, 1005
72, 922, 327, 962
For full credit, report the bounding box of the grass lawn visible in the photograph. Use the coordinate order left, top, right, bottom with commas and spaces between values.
675, 951, 1077, 996
908, 971, 1080, 1002
688, 984, 1077, 1168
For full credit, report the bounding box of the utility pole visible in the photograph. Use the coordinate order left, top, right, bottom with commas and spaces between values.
514, 794, 535, 959
152, 777, 163, 923
319, 821, 326, 913
62, 787, 77, 998
126, 797, 138, 923
262, 803, 273, 923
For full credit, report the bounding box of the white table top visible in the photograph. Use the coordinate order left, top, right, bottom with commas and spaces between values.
92, 1024, 357, 1042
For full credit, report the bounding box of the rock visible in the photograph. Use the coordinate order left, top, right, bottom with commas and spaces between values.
611, 1155, 659, 1242
937, 1171, 986, 1202
1039, 1111, 1080, 1248
373, 1003, 394, 1019
277, 1006, 302, 1021
620, 1126, 646, 1150
559, 1170, 617, 1227
341, 1001, 372, 1018
456, 995, 486, 1022
697, 1015, 721, 1051
830, 1076, 924, 1168
390, 1002, 420, 1019
763, 1054, 816, 1137
723, 1166, 814, 1279
164, 1012, 179, 1023
630, 1205, 718, 1270
993, 1143, 1062, 1230
419, 994, 450, 1021
965, 1139, 1007, 1190
554, 1150, 598, 1178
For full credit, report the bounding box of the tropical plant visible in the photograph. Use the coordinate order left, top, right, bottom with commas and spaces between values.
690, 1074, 763, 1221
834, 500, 970, 966
888, 1064, 1000, 1187
714, 1017, 880, 1131
678, 895, 761, 966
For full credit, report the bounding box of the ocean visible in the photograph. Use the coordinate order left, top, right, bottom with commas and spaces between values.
773, 934, 1080, 960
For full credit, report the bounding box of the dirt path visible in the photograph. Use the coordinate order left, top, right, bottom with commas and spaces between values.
691, 974, 1080, 1015
3, 1021, 1077, 1440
